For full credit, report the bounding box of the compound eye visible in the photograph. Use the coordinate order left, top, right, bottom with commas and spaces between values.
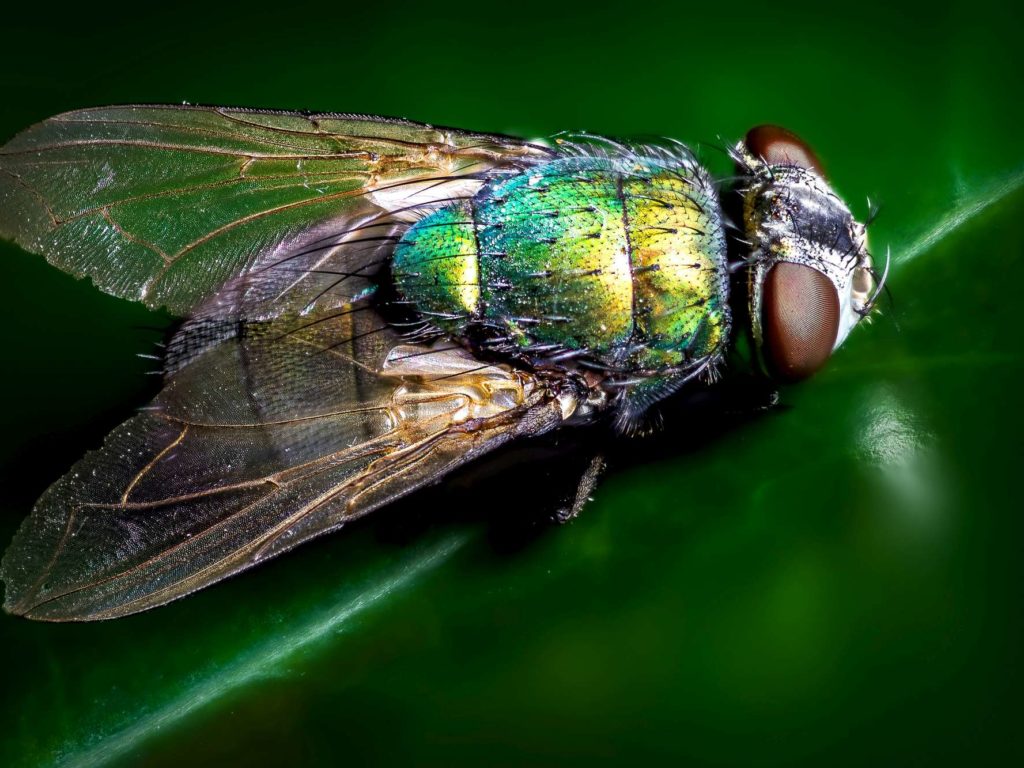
762, 262, 840, 381
745, 125, 826, 176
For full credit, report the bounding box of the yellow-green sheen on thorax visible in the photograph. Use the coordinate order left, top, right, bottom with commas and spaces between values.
392, 155, 730, 376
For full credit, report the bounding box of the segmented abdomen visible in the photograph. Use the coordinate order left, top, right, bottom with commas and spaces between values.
392, 156, 730, 374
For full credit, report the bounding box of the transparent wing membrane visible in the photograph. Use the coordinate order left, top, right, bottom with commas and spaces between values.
1, 304, 566, 620
0, 105, 550, 315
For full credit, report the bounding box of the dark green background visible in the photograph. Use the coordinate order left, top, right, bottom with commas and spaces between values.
2, 1, 1022, 765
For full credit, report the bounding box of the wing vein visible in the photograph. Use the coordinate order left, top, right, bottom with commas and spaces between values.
0, 168, 59, 226
121, 424, 188, 504
100, 207, 172, 264
0, 140, 375, 161
30, 432, 409, 613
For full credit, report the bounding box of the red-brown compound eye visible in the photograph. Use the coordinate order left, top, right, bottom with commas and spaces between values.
745, 125, 826, 176
762, 262, 840, 381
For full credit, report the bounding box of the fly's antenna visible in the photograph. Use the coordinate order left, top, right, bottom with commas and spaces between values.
858, 245, 893, 316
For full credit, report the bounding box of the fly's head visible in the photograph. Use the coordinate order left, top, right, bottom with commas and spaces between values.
733, 125, 886, 382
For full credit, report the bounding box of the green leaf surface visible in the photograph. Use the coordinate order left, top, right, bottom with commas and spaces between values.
1, 0, 1022, 765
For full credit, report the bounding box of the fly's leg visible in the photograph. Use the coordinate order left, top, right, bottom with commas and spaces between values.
554, 454, 606, 524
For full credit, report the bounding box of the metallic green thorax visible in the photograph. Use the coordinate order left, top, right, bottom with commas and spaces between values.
393, 155, 730, 379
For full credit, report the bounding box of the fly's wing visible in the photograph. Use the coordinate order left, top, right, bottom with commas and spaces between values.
0, 106, 564, 621
0, 105, 552, 316
1, 304, 569, 621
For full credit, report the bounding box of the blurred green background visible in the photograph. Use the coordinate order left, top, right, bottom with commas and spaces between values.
1, 0, 1022, 765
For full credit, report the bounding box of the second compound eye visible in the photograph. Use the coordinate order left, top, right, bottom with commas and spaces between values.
761, 262, 840, 381
745, 125, 826, 176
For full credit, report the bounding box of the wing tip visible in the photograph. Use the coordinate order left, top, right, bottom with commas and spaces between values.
1, 576, 120, 622
1, 580, 44, 621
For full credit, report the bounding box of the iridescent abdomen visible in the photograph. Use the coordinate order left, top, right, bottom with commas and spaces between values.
392, 156, 730, 376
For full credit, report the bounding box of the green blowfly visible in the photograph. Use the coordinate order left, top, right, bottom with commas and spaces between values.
0, 107, 886, 620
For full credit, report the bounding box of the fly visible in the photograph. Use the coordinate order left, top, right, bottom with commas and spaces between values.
0, 106, 885, 620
